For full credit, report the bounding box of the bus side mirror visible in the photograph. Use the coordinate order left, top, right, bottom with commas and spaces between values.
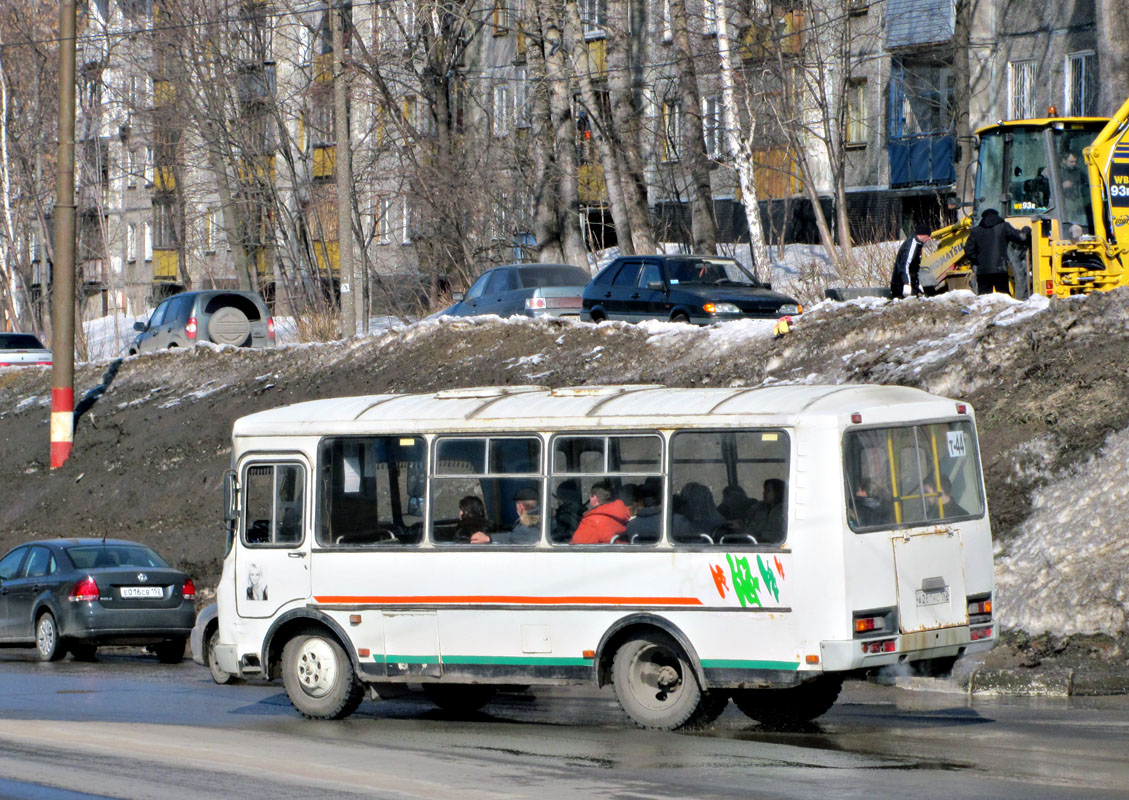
223, 470, 238, 524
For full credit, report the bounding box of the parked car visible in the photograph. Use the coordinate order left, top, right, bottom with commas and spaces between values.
0, 333, 52, 367
581, 254, 802, 325
434, 263, 590, 319
129, 290, 275, 354
0, 538, 196, 662
190, 601, 237, 684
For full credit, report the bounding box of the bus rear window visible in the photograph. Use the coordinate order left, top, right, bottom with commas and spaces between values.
844, 421, 984, 531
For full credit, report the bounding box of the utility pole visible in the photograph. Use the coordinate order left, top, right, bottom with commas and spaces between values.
50, 0, 77, 469
331, 2, 355, 338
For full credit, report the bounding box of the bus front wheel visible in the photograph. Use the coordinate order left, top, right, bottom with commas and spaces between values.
612, 631, 704, 730
732, 674, 842, 729
282, 632, 365, 720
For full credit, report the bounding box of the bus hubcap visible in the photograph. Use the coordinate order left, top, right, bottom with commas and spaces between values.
295, 639, 337, 697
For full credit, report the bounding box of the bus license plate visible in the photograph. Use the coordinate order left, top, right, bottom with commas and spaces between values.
120, 586, 163, 599
915, 587, 950, 607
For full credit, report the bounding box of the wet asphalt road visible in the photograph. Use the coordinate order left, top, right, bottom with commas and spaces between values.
0, 650, 1127, 800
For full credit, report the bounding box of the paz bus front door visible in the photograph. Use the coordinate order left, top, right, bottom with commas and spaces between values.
235, 459, 311, 619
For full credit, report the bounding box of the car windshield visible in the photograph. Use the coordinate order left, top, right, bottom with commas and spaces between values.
0, 334, 46, 350
517, 266, 591, 288
67, 545, 169, 569
666, 259, 759, 287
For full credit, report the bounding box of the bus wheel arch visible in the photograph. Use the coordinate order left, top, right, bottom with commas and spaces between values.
264, 609, 357, 682
595, 615, 706, 691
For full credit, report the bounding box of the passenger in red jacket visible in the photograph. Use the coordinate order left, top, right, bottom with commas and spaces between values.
570, 482, 631, 544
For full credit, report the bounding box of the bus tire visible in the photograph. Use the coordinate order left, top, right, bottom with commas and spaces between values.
423, 683, 497, 714
684, 690, 729, 728
732, 674, 842, 729
282, 632, 364, 720
612, 631, 704, 730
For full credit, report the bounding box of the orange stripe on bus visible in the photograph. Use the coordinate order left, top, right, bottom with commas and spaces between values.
313, 595, 704, 606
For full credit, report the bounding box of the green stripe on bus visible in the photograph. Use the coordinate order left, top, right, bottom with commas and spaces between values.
700, 659, 800, 670
375, 654, 593, 667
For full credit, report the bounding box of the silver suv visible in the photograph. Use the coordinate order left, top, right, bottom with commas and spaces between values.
130, 290, 275, 354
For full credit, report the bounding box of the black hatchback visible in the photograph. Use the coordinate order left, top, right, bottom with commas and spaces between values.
0, 538, 196, 662
581, 255, 802, 324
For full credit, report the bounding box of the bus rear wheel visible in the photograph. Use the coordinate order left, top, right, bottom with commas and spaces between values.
282, 632, 364, 720
612, 632, 704, 730
732, 675, 842, 729
423, 683, 497, 714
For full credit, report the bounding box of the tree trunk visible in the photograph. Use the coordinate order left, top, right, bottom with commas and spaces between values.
563, 0, 634, 254
1096, 0, 1129, 115
670, 0, 716, 253
715, 0, 769, 278
952, 0, 974, 208
526, 8, 565, 264
332, 3, 355, 336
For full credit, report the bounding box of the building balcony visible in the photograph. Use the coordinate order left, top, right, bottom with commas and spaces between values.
312, 145, 336, 179
153, 249, 178, 280
888, 132, 955, 188
578, 163, 607, 205
885, 0, 954, 51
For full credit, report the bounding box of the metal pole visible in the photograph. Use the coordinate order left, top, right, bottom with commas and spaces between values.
50, 0, 76, 469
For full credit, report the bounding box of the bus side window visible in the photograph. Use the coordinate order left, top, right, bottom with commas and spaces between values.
317, 437, 425, 547
669, 430, 790, 546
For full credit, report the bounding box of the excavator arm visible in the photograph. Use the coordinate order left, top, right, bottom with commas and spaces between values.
1085, 94, 1129, 259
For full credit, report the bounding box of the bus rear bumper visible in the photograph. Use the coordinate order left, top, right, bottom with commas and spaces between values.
820, 624, 996, 672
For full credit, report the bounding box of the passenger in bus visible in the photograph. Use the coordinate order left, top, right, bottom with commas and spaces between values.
679, 482, 726, 532
747, 478, 785, 543
552, 479, 585, 541
625, 482, 691, 542
453, 495, 493, 542
717, 485, 753, 524
471, 487, 542, 544
570, 482, 631, 544
851, 479, 889, 527
618, 483, 641, 518
923, 475, 968, 520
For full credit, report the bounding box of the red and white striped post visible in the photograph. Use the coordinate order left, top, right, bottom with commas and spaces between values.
50, 0, 77, 469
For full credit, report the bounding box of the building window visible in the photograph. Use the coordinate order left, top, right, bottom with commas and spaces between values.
703, 0, 718, 34
493, 84, 512, 137
581, 0, 606, 38
493, 0, 511, 35
1065, 51, 1097, 117
702, 94, 726, 159
143, 222, 153, 261
662, 100, 682, 162
514, 67, 531, 129
153, 202, 176, 250
401, 199, 414, 243
662, 0, 672, 41
375, 197, 393, 244
847, 78, 867, 145
375, 2, 395, 48
127, 149, 138, 187
203, 209, 217, 253
1008, 60, 1037, 120
144, 146, 154, 186
127, 223, 137, 262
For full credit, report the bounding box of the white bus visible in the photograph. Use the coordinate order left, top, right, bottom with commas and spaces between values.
213, 384, 996, 729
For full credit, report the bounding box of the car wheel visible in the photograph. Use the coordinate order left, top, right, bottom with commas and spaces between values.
206, 625, 234, 685
732, 675, 842, 729
207, 306, 251, 346
153, 638, 186, 664
590, 310, 606, 323
69, 643, 98, 661
612, 631, 704, 730
35, 611, 64, 662
423, 684, 497, 714
281, 632, 365, 720
671, 312, 691, 324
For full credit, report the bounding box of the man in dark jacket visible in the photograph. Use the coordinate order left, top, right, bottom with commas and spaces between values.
965, 208, 1029, 295
889, 222, 932, 298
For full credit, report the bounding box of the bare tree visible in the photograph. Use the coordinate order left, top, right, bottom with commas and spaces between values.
1096, 0, 1129, 115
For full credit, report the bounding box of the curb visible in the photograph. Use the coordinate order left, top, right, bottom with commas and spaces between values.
893, 668, 1129, 697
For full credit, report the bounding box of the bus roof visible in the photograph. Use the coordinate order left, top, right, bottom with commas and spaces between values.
232, 384, 966, 438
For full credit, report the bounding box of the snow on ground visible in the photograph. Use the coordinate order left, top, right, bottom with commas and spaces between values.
995, 425, 1129, 636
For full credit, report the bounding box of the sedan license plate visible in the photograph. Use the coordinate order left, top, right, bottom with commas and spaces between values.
915, 587, 950, 607
120, 586, 163, 599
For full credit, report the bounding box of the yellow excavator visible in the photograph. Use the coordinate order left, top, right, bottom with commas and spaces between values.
922, 95, 1129, 298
